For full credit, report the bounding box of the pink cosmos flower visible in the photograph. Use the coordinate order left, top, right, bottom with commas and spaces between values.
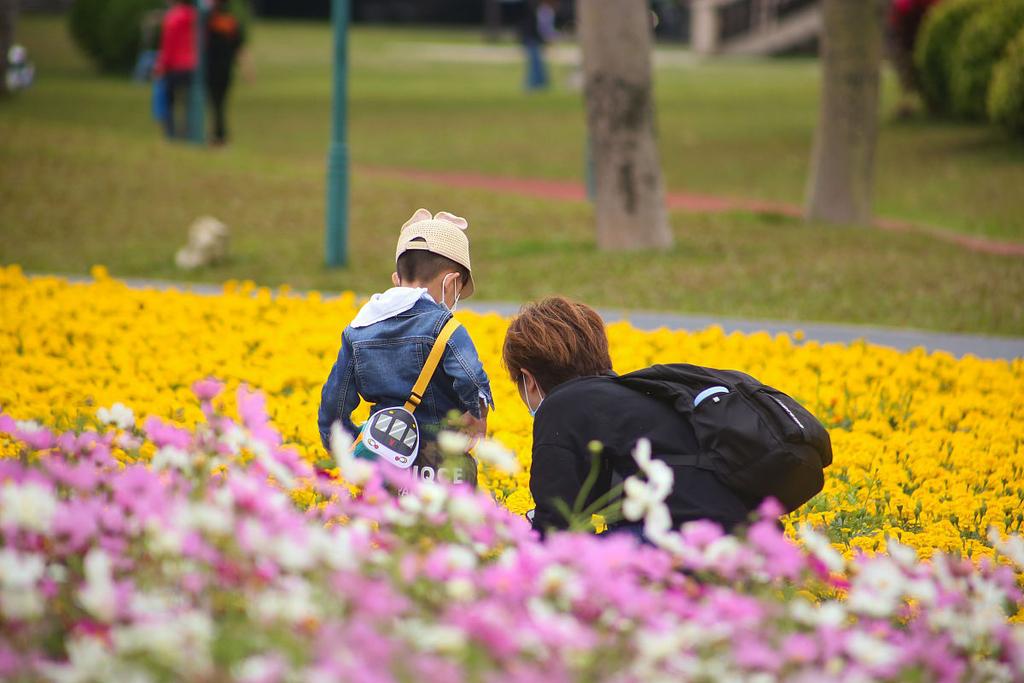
734, 635, 784, 671
192, 378, 225, 402
52, 499, 101, 551
782, 632, 819, 663
142, 415, 192, 450
748, 518, 806, 579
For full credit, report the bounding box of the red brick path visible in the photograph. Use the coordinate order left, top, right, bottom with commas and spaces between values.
364, 167, 1024, 257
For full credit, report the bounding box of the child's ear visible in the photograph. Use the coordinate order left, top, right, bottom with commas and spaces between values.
391, 272, 401, 287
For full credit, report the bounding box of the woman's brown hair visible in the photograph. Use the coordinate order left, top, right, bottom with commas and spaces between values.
502, 297, 613, 393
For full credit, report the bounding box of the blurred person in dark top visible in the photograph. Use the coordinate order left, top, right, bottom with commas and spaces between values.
206, 0, 246, 146
520, 0, 558, 91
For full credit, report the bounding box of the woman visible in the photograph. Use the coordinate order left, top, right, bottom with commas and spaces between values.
502, 297, 759, 537
154, 0, 197, 139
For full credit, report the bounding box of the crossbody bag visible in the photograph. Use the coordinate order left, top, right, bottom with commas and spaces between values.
351, 317, 462, 469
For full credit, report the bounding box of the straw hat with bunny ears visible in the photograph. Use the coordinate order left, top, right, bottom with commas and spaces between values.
396, 208, 475, 298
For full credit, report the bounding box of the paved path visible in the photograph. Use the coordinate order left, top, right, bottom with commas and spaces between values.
364, 167, 1024, 258
462, 301, 1024, 361
59, 275, 1024, 361
383, 42, 699, 69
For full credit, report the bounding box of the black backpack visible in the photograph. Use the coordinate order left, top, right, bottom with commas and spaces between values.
615, 364, 832, 512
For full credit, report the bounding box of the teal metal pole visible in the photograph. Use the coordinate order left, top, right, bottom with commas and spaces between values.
188, 0, 208, 144
325, 0, 350, 267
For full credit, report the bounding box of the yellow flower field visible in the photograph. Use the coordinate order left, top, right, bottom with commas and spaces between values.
2, 265, 1022, 558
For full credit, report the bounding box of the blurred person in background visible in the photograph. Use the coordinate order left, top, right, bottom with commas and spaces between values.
133, 8, 166, 82
206, 0, 245, 146
520, 0, 558, 91
154, 0, 197, 139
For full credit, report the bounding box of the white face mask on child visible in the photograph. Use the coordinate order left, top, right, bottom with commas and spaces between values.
441, 273, 461, 313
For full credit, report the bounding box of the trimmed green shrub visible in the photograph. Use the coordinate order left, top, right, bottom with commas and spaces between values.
988, 26, 1024, 136
94, 0, 165, 72
949, 0, 1024, 119
913, 0, 987, 114
69, 0, 112, 67
69, 0, 164, 73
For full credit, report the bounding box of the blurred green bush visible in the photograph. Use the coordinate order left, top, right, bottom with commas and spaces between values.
69, 0, 110, 66
988, 26, 1024, 136
914, 0, 987, 114
68, 0, 248, 75
69, 0, 164, 74
949, 0, 1024, 119
98, 0, 165, 72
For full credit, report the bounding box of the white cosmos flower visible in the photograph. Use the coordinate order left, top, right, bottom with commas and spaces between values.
46, 636, 119, 682
234, 654, 284, 683
704, 535, 742, 566
622, 476, 657, 522
989, 527, 1024, 569
790, 598, 847, 628
622, 438, 675, 537
0, 549, 46, 619
446, 577, 475, 601
538, 565, 583, 602
112, 610, 213, 676
645, 459, 674, 499
0, 548, 46, 590
848, 559, 907, 618
273, 535, 314, 573
417, 624, 466, 654
444, 545, 478, 572
249, 441, 294, 488
643, 502, 673, 539
846, 631, 900, 668
437, 430, 472, 455
78, 549, 117, 622
798, 523, 846, 573
0, 480, 58, 533
330, 422, 373, 486
416, 479, 447, 515
474, 438, 520, 473
309, 527, 357, 572
448, 495, 484, 526
633, 438, 652, 469
151, 446, 191, 473
886, 537, 918, 568
179, 501, 233, 536
15, 419, 42, 432
2, 589, 44, 620
220, 424, 248, 455
250, 577, 320, 625
96, 403, 135, 430
398, 619, 467, 654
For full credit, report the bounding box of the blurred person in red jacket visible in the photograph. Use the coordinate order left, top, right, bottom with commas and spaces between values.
155, 0, 197, 139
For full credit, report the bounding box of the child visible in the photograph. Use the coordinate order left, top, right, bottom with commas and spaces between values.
317, 209, 494, 486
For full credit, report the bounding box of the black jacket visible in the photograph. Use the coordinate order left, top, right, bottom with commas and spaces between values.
529, 374, 758, 535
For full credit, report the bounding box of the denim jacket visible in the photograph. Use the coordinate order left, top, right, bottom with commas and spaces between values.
317, 296, 494, 449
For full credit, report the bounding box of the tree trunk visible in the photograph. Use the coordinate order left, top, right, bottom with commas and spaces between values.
0, 0, 16, 98
805, 0, 885, 226
578, 0, 672, 251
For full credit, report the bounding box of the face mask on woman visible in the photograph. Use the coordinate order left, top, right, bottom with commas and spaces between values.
521, 374, 543, 417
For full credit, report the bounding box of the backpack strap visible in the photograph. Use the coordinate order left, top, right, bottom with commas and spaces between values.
657, 452, 717, 472
403, 317, 461, 413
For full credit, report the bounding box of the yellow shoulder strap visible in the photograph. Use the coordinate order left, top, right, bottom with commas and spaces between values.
404, 317, 461, 413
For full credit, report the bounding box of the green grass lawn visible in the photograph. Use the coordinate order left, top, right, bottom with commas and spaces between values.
1, 16, 1023, 335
